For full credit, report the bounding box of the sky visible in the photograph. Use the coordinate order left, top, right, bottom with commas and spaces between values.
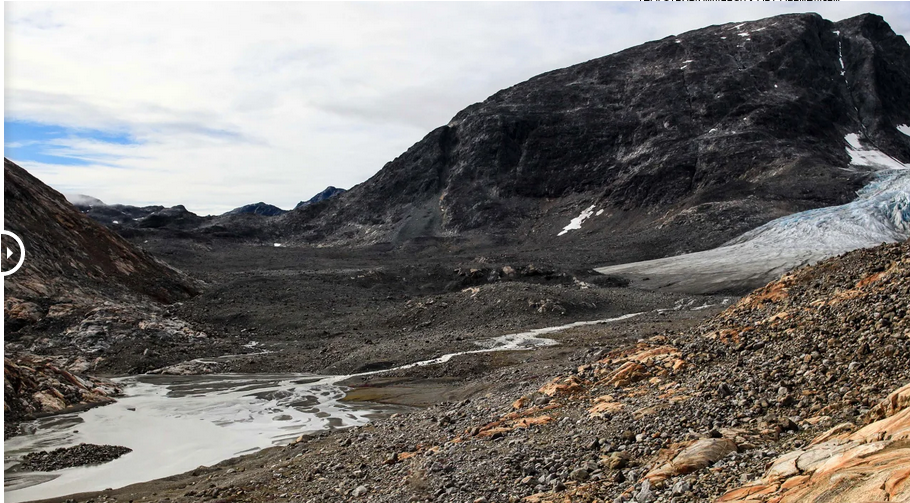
5, 2, 910, 216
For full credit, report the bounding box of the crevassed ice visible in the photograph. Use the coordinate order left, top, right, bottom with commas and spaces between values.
595, 145, 910, 289
724, 169, 910, 255
558, 205, 597, 236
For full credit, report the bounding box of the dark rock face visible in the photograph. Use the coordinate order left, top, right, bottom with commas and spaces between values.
226, 202, 287, 217
295, 186, 346, 209
280, 13, 910, 262
73, 200, 190, 227
3, 159, 199, 305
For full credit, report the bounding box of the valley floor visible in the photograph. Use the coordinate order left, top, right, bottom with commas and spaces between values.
9, 238, 910, 503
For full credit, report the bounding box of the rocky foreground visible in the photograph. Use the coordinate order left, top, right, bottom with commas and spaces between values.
41, 240, 910, 503
4, 354, 121, 438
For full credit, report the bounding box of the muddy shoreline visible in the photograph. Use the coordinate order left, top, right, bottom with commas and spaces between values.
6, 306, 722, 503
5, 239, 732, 503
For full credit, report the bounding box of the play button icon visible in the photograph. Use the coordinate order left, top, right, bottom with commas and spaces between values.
1, 230, 26, 276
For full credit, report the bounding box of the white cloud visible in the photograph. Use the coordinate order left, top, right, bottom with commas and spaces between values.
6, 2, 909, 215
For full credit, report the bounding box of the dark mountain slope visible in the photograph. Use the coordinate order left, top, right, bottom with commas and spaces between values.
3, 160, 243, 376
280, 13, 910, 263
295, 186, 346, 209
3, 159, 199, 305
226, 202, 287, 217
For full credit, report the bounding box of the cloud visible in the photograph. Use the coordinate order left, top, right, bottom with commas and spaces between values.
6, 2, 910, 215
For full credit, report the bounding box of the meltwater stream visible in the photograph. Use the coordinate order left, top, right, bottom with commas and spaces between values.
4, 313, 641, 502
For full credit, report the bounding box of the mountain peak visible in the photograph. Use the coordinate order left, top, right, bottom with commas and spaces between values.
294, 186, 346, 210
278, 12, 910, 261
226, 202, 287, 217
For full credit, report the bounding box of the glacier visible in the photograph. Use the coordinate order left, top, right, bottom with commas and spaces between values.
595, 135, 910, 293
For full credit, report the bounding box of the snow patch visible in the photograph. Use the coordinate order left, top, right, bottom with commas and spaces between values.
844, 133, 862, 150
738, 32, 750, 37
683, 60, 694, 64
833, 31, 846, 77
595, 209, 604, 216
558, 205, 596, 236
273, 243, 282, 247
845, 134, 910, 170
112, 220, 119, 225
898, 124, 910, 137
721, 36, 727, 40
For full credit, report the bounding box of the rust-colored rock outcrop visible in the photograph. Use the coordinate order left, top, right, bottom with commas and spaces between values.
718, 382, 910, 503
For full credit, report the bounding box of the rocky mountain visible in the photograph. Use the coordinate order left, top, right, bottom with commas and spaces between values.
294, 186, 346, 209
71, 199, 202, 228
3, 160, 241, 378
3, 159, 199, 306
226, 202, 287, 217
279, 13, 910, 265
70, 197, 277, 241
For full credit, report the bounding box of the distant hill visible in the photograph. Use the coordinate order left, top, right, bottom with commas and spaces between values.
226, 202, 287, 217
295, 186, 346, 209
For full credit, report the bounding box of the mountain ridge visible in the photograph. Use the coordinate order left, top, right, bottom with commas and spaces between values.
3, 158, 199, 306
276, 12, 910, 265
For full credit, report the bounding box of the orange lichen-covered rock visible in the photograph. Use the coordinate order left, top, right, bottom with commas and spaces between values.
477, 426, 513, 438
626, 346, 679, 364
737, 279, 790, 307
865, 382, 910, 423
588, 395, 624, 417
513, 415, 553, 429
538, 375, 585, 396
717, 381, 910, 503
599, 361, 651, 388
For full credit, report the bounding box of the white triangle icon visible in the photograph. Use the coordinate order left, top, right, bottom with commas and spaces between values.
6, 247, 11, 260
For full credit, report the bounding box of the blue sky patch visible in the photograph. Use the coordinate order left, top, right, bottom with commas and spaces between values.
4, 120, 136, 166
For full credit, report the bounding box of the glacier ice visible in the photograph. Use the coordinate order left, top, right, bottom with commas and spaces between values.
596, 163, 910, 292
